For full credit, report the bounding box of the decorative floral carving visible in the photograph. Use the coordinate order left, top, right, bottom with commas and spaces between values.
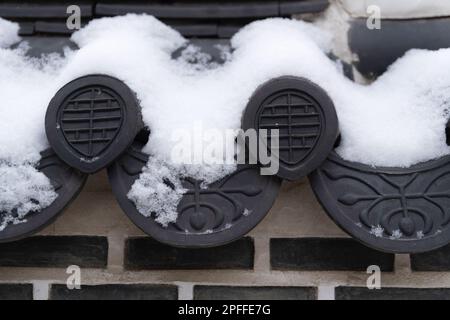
310, 153, 450, 253
111, 144, 281, 247
174, 171, 265, 233
326, 170, 450, 237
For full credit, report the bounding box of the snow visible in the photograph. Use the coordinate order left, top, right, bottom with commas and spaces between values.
0, 19, 63, 230
0, 18, 20, 48
1, 14, 450, 227
390, 230, 403, 240
127, 157, 186, 226
370, 225, 384, 238
0, 165, 57, 231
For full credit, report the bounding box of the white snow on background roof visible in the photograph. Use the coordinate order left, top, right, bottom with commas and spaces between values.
338, 0, 450, 19
1, 14, 450, 227
0, 18, 19, 48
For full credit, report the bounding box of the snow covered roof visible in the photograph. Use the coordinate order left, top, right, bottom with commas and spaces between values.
339, 0, 450, 19
0, 1, 330, 38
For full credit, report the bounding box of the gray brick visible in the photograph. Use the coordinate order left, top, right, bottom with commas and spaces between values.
194, 286, 317, 300
125, 237, 254, 270
50, 284, 178, 300
271, 238, 394, 271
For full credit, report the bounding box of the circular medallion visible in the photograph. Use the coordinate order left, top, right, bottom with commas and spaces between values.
242, 76, 338, 181
45, 75, 143, 173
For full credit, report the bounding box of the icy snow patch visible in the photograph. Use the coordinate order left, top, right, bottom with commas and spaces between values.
0, 26, 68, 229
127, 157, 186, 227
1, 15, 450, 227
390, 230, 403, 240
0, 164, 57, 231
370, 225, 384, 238
175, 44, 220, 72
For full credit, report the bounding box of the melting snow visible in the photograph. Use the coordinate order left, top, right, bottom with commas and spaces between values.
390, 230, 403, 240
370, 225, 384, 238
417, 231, 424, 239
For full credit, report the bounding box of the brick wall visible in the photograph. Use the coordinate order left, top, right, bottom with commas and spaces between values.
1, 171, 450, 300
